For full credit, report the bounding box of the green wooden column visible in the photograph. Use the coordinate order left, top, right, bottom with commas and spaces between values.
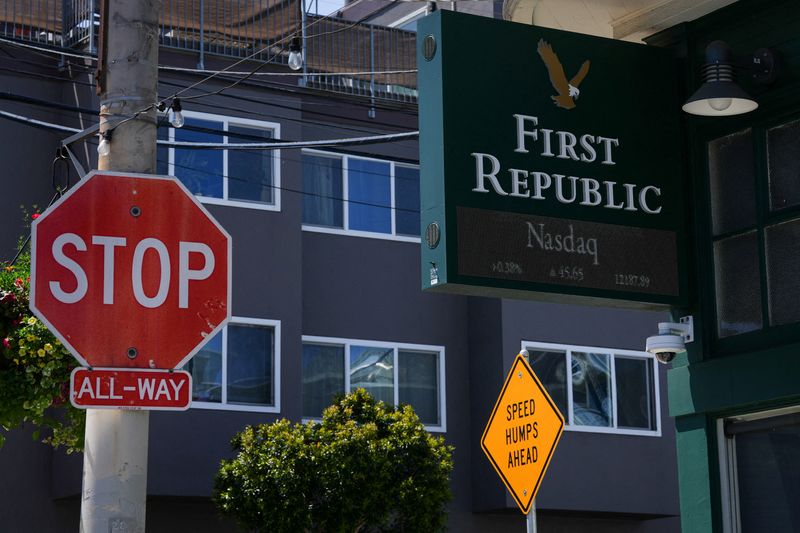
674, 414, 716, 533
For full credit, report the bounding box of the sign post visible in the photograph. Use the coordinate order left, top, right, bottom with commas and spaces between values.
481, 351, 565, 521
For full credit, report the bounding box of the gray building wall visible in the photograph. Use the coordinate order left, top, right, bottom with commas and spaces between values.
0, 43, 680, 532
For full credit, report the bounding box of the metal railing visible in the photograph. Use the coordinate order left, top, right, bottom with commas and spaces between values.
304, 14, 417, 103
0, 0, 418, 102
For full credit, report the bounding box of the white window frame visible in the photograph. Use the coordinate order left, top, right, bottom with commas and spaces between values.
301, 148, 421, 243
388, 6, 428, 31
190, 316, 281, 413
302, 335, 446, 432
521, 340, 662, 437
717, 404, 800, 533
165, 110, 281, 212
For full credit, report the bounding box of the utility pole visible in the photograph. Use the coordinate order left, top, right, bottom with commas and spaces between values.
80, 0, 160, 531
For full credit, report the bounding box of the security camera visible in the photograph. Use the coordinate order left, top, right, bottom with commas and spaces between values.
645, 316, 693, 364
645, 335, 684, 363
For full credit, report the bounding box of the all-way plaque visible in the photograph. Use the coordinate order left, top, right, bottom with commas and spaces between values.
70, 368, 192, 410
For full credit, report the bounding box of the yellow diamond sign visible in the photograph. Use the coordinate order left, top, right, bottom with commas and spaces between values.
481, 353, 565, 514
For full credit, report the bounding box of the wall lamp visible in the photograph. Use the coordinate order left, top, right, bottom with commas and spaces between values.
682, 40, 779, 117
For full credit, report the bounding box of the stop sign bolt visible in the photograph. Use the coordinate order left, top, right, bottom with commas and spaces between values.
130, 206, 141, 217
127, 347, 138, 359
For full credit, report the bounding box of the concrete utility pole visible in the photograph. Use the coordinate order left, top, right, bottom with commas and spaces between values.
81, 1, 160, 531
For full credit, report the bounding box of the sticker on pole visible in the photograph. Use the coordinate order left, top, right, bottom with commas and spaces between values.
481, 353, 565, 514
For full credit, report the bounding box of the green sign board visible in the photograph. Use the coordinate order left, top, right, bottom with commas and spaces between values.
418, 11, 688, 308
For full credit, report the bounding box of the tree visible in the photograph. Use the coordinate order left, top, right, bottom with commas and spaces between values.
214, 389, 454, 532
0, 245, 85, 452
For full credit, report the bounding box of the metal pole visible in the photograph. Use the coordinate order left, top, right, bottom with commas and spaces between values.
527, 500, 537, 533
197, 0, 205, 70
368, 25, 376, 118
88, 0, 96, 55
300, 0, 308, 87
520, 350, 538, 533
81, 0, 159, 531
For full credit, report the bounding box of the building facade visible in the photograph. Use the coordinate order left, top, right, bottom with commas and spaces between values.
0, 2, 681, 531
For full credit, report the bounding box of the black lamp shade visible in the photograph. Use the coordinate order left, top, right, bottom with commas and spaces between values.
682, 79, 758, 116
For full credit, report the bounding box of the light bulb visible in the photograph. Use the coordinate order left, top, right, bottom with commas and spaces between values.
708, 97, 732, 111
288, 50, 303, 71
170, 109, 185, 128
97, 137, 111, 156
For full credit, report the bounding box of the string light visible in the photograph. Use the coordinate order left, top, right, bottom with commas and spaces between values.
288, 36, 304, 71
97, 131, 112, 156
169, 98, 185, 128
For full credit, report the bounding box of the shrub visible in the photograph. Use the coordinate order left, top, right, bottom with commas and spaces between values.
214, 389, 454, 532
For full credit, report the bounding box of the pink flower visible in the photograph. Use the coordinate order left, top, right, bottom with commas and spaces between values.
14, 278, 23, 288
2, 338, 9, 349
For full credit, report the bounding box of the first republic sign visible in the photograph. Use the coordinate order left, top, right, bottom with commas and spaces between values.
417, 12, 688, 308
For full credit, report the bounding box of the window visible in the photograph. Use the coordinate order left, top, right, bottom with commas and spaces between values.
301, 149, 420, 241
522, 341, 660, 436
301, 336, 445, 431
718, 407, 800, 532
707, 118, 800, 342
157, 111, 281, 211
185, 317, 280, 412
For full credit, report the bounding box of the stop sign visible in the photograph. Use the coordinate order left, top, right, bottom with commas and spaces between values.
30, 171, 231, 369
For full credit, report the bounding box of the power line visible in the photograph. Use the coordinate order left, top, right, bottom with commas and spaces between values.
164, 0, 370, 103
157, 155, 421, 215
0, 39, 418, 80
157, 78, 418, 128
0, 86, 419, 151
0, 108, 418, 150
160, 65, 416, 78
0, 106, 423, 217
0, 92, 420, 166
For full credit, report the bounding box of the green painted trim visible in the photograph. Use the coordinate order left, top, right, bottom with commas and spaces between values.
668, 340, 800, 417
675, 414, 716, 533
418, 12, 449, 289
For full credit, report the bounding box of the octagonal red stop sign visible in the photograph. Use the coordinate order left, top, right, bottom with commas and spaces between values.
30, 171, 231, 369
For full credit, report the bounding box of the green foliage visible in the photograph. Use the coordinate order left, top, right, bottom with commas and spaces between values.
214, 389, 454, 532
0, 246, 85, 452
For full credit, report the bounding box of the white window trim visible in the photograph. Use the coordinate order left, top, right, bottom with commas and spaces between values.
166, 110, 281, 212
521, 340, 662, 437
302, 335, 446, 432
301, 148, 421, 243
388, 6, 428, 29
190, 316, 281, 413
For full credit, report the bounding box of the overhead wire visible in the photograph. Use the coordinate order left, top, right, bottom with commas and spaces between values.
0, 103, 423, 216
0, 108, 418, 154
0, 37, 418, 82
0, 86, 419, 153
157, 154, 421, 215
163, 0, 370, 102
0, 93, 421, 171
105, 0, 377, 133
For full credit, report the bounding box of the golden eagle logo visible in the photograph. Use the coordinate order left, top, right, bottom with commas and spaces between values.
537, 39, 590, 110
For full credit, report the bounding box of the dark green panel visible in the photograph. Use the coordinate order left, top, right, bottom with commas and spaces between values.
418, 11, 687, 309
668, 341, 800, 418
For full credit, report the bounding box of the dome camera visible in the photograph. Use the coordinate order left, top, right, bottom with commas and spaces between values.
645, 334, 685, 363
645, 316, 694, 364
